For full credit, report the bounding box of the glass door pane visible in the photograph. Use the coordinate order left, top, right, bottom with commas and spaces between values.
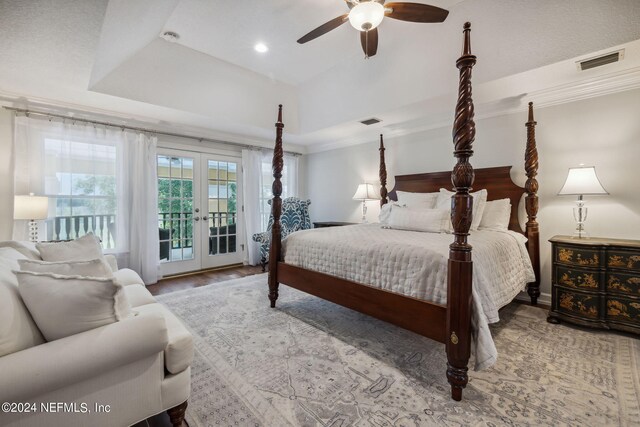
158, 152, 201, 276
202, 157, 242, 268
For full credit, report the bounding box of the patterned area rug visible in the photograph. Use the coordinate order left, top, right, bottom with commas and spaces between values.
156, 274, 640, 426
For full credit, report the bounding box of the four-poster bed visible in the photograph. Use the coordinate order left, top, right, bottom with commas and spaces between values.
266, 23, 541, 401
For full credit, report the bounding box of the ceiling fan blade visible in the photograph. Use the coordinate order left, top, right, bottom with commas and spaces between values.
360, 28, 379, 58
384, 2, 449, 23
297, 14, 349, 44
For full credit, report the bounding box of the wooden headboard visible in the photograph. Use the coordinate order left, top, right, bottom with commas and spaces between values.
387, 166, 525, 234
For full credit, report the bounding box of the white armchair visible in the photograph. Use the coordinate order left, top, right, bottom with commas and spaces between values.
0, 242, 192, 427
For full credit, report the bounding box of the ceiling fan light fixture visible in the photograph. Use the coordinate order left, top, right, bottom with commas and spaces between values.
348, 1, 385, 31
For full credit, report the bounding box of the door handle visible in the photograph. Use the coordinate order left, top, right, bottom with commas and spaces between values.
202, 216, 208, 221
194, 217, 200, 221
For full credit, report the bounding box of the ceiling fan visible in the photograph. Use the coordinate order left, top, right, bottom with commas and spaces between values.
297, 0, 449, 58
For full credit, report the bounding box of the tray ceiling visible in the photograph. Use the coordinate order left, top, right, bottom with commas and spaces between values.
1, 0, 639, 151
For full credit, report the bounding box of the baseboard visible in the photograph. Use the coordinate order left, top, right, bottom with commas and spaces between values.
161, 263, 245, 280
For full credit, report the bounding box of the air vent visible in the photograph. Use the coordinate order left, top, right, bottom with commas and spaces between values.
360, 118, 381, 126
577, 50, 624, 71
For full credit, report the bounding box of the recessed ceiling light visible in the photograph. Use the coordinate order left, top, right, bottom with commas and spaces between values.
254, 43, 268, 53
160, 31, 179, 42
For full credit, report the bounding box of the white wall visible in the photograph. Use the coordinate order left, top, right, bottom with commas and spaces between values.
305, 89, 640, 303
0, 109, 14, 240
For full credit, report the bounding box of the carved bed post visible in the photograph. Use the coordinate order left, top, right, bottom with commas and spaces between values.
446, 22, 476, 402
268, 105, 284, 308
379, 134, 388, 206
525, 102, 541, 305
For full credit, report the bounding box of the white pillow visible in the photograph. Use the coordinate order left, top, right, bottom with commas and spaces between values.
396, 191, 439, 209
388, 207, 449, 233
16, 271, 131, 341
18, 258, 113, 278
378, 203, 406, 225
479, 198, 512, 230
436, 188, 488, 231
0, 250, 45, 357
36, 233, 103, 262
0, 241, 42, 260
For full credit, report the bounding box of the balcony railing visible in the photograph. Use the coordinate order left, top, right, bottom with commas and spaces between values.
46, 215, 116, 248
46, 211, 237, 253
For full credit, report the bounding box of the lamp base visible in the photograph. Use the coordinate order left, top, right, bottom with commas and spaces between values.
28, 219, 39, 243
572, 197, 588, 239
361, 201, 368, 223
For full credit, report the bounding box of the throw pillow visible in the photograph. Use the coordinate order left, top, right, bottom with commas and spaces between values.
18, 258, 113, 278
0, 249, 45, 357
479, 198, 512, 230
388, 207, 449, 233
378, 202, 406, 225
16, 271, 131, 341
396, 191, 439, 209
0, 241, 42, 260
36, 233, 103, 262
435, 188, 488, 231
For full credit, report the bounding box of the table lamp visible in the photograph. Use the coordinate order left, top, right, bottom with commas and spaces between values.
14, 193, 49, 242
558, 165, 608, 238
352, 183, 378, 223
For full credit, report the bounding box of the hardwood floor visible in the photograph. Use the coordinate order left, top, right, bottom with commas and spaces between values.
148, 264, 263, 296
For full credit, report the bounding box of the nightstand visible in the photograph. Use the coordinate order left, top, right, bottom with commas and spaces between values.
313, 221, 357, 228
548, 235, 640, 334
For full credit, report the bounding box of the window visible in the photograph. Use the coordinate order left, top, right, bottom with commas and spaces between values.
157, 155, 194, 261
43, 138, 117, 248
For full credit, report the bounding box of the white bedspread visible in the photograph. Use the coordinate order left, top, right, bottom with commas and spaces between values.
282, 223, 535, 371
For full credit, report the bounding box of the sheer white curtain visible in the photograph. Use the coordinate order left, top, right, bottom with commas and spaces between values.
283, 153, 299, 198
117, 133, 160, 284
242, 149, 263, 265
13, 115, 160, 284
240, 149, 300, 266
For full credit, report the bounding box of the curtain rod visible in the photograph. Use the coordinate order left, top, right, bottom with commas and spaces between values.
2, 106, 301, 156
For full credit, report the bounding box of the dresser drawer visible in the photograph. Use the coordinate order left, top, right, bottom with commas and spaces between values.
606, 295, 640, 324
555, 288, 601, 319
607, 250, 640, 271
554, 265, 602, 291
606, 271, 640, 296
555, 245, 602, 267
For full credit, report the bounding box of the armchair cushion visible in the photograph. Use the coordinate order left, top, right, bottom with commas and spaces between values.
113, 268, 145, 287
135, 303, 194, 374
125, 284, 157, 307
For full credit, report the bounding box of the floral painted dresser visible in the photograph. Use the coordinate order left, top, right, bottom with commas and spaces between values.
548, 235, 640, 334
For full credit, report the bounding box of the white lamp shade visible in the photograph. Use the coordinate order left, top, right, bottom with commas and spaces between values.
558, 166, 608, 196
348, 1, 385, 31
14, 195, 49, 220
352, 183, 379, 201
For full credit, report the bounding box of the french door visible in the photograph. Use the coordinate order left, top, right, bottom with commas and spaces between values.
157, 149, 243, 276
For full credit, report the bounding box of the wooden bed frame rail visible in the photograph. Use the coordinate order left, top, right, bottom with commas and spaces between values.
267, 23, 540, 401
